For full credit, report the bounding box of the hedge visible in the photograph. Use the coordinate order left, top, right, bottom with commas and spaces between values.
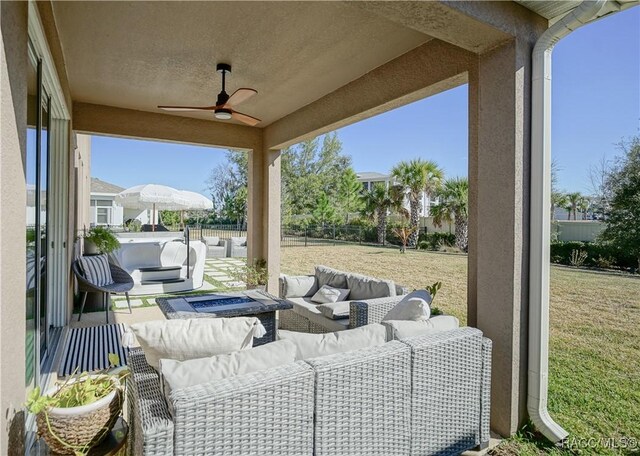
550, 241, 637, 270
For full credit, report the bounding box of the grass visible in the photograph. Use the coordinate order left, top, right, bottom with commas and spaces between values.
281, 245, 640, 456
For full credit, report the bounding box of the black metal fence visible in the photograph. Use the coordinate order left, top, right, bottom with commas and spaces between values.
187, 223, 439, 249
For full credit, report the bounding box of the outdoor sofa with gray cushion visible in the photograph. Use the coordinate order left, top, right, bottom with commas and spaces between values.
201, 236, 228, 258
126, 326, 491, 456
279, 265, 410, 333
228, 236, 247, 258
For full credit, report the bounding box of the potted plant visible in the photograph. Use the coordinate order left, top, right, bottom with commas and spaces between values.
230, 259, 269, 291
425, 281, 443, 316
84, 226, 120, 255
26, 355, 127, 455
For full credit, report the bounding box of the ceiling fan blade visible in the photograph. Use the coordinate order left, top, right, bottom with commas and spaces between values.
231, 110, 261, 126
224, 88, 257, 108
158, 105, 217, 112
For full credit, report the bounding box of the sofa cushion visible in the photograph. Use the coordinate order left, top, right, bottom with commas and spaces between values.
382, 316, 460, 340
311, 285, 350, 304
202, 236, 220, 246
160, 339, 297, 393
79, 254, 114, 287
281, 275, 318, 298
383, 290, 432, 322
315, 265, 348, 289
316, 301, 350, 320
346, 273, 396, 300
230, 237, 246, 246
277, 324, 387, 360
123, 317, 265, 371
286, 298, 350, 332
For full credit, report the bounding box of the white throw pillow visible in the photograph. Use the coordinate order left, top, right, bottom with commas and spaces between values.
383, 290, 432, 322
122, 317, 266, 371
382, 315, 460, 340
277, 324, 387, 360
160, 339, 297, 392
311, 285, 350, 304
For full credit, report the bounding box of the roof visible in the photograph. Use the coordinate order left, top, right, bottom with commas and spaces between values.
515, 0, 637, 23
91, 178, 125, 194
356, 172, 389, 181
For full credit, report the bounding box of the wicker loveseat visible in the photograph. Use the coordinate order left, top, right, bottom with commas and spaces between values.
126, 327, 491, 456
279, 265, 410, 333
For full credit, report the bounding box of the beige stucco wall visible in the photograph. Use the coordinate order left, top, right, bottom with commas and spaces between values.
468, 30, 544, 435
0, 1, 28, 453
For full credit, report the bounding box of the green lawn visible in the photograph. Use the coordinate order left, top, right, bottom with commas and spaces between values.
281, 245, 640, 456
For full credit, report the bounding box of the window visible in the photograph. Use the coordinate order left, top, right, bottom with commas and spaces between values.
96, 207, 111, 225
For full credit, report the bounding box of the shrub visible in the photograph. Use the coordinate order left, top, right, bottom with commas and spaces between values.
569, 249, 588, 267
550, 241, 637, 270
417, 232, 456, 250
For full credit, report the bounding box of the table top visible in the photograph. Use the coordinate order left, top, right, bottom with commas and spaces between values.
157, 289, 293, 320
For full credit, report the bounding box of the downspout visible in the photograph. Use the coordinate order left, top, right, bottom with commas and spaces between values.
529, 0, 608, 443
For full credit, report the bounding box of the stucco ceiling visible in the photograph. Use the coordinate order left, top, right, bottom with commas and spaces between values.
52, 1, 432, 126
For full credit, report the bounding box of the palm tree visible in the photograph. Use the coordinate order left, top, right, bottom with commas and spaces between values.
577, 197, 590, 220
361, 183, 405, 244
391, 159, 443, 247
430, 177, 469, 251
551, 192, 568, 220
565, 192, 583, 220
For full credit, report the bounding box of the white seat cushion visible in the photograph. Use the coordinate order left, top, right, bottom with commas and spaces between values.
382, 316, 460, 340
383, 290, 432, 322
160, 339, 297, 392
202, 236, 220, 246
277, 324, 387, 360
316, 301, 350, 320
286, 298, 350, 331
123, 317, 265, 371
311, 285, 350, 304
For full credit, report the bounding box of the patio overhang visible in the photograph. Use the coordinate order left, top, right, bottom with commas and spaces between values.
6, 0, 632, 452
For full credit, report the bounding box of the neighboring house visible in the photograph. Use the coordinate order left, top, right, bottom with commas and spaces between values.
356, 171, 438, 217
90, 177, 155, 227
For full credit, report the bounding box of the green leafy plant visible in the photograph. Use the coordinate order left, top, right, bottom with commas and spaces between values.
25, 354, 128, 455
594, 255, 615, 269
569, 249, 588, 267
425, 281, 443, 316
84, 226, 120, 254
230, 259, 269, 287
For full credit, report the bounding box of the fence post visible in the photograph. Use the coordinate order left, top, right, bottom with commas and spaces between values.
359, 226, 362, 245
333, 225, 336, 246
304, 227, 308, 247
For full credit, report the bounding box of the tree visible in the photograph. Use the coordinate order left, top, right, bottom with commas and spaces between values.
222, 186, 247, 226
361, 183, 405, 244
588, 154, 613, 219
430, 177, 469, 251
391, 159, 443, 247
564, 192, 583, 220
338, 168, 364, 223
599, 136, 640, 270
312, 193, 338, 226
206, 150, 247, 219
551, 192, 568, 221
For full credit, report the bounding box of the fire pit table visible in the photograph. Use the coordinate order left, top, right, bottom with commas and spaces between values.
156, 290, 293, 345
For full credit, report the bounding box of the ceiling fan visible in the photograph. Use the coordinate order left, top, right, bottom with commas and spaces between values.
158, 63, 260, 126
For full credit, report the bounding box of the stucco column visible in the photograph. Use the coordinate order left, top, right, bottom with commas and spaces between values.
468, 36, 537, 437
247, 146, 281, 293
0, 1, 28, 453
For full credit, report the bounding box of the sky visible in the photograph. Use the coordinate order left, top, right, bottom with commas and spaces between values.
91, 6, 639, 196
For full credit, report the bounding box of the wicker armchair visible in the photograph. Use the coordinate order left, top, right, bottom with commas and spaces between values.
72, 259, 134, 323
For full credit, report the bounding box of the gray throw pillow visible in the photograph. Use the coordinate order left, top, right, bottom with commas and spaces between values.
315, 265, 348, 289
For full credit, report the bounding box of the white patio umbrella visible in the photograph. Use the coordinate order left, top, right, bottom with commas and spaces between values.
176, 191, 213, 228
115, 184, 190, 231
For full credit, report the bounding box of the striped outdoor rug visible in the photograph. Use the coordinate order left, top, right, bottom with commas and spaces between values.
58, 324, 128, 377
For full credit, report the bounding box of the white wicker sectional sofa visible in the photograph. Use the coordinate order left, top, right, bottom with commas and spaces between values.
279, 265, 410, 332
126, 326, 491, 456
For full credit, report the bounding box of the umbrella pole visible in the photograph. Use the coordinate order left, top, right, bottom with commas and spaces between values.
152, 203, 156, 232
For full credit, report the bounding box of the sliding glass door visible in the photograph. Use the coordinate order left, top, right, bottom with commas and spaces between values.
26, 50, 51, 390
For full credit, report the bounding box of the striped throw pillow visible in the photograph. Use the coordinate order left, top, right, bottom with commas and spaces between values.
79, 254, 114, 287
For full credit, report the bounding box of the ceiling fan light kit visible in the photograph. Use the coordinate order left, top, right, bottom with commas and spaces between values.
157, 63, 261, 126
